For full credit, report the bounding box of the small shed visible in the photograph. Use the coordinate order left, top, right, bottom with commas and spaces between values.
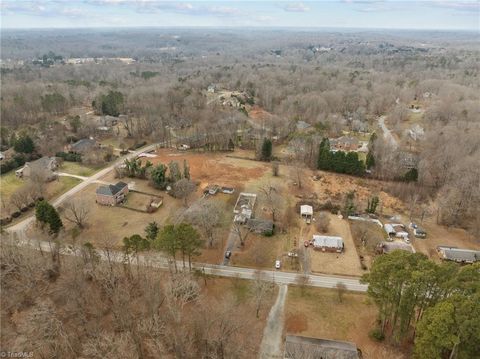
300, 205, 313, 218
384, 223, 396, 236
312, 235, 344, 253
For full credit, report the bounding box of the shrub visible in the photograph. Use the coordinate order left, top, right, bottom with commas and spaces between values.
369, 328, 385, 341
11, 211, 21, 218
128, 141, 147, 150
56, 151, 82, 162
0, 217, 12, 225
21, 207, 29, 212
28, 202, 36, 208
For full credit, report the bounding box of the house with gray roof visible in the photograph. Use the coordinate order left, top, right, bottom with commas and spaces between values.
437, 246, 480, 264
284, 335, 360, 359
246, 218, 274, 235
15, 156, 58, 181
66, 138, 99, 154
95, 181, 129, 206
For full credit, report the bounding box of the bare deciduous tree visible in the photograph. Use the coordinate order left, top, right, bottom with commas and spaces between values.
251, 270, 274, 318
62, 199, 90, 228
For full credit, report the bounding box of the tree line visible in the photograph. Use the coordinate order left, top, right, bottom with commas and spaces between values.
362, 250, 480, 358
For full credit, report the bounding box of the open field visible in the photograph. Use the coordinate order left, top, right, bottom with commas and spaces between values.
285, 286, 409, 359
58, 161, 100, 177
1, 175, 81, 219
0, 171, 23, 199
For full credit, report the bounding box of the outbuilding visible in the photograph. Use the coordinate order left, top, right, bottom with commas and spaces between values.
300, 205, 313, 224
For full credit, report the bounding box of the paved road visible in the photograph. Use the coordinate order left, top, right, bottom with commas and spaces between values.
259, 284, 288, 359
6, 142, 161, 233
377, 115, 398, 148
5, 235, 368, 292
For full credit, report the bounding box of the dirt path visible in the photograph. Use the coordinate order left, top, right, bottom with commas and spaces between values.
259, 284, 288, 359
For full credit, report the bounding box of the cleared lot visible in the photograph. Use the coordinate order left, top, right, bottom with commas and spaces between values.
286, 286, 409, 359
301, 213, 363, 277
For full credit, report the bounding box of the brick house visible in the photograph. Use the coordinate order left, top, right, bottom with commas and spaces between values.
95, 181, 129, 206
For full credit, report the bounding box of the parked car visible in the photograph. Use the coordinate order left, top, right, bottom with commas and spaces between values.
225, 251, 232, 259
403, 237, 411, 244
275, 260, 281, 269
304, 240, 310, 247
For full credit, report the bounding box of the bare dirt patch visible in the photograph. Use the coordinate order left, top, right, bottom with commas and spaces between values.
285, 312, 308, 333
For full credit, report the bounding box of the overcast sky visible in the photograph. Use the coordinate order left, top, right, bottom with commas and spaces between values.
1, 1, 479, 30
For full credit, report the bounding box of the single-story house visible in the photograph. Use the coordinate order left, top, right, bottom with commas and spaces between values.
330, 136, 359, 152
284, 335, 360, 359
15, 156, 58, 181
437, 247, 480, 264
95, 181, 129, 206
379, 241, 414, 254
65, 138, 98, 154
312, 235, 344, 253
300, 205, 313, 224
246, 218, 274, 235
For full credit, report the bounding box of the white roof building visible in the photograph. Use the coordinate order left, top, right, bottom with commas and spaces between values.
300, 205, 313, 217
312, 235, 344, 252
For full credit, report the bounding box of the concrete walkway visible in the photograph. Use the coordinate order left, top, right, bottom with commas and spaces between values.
56, 172, 89, 181
259, 284, 288, 359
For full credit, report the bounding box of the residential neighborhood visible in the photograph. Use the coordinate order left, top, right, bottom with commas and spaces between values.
1, 7, 479, 359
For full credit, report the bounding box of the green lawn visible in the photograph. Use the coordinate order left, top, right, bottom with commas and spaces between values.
0, 171, 24, 199
49, 177, 82, 198
59, 162, 99, 177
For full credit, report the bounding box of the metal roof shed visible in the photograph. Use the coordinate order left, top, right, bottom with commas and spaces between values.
300, 205, 313, 217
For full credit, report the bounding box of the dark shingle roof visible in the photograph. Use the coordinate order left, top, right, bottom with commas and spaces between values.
96, 182, 127, 196
70, 138, 96, 153
285, 335, 359, 359
246, 218, 273, 233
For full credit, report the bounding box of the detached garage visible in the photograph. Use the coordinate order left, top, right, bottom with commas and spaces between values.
312, 235, 344, 253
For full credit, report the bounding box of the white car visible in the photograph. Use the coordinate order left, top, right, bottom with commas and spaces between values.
275, 260, 281, 269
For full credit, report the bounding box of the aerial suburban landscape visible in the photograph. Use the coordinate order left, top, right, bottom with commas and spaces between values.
0, 1, 479, 358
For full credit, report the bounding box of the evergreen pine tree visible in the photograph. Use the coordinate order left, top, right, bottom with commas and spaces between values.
260, 138, 273, 162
